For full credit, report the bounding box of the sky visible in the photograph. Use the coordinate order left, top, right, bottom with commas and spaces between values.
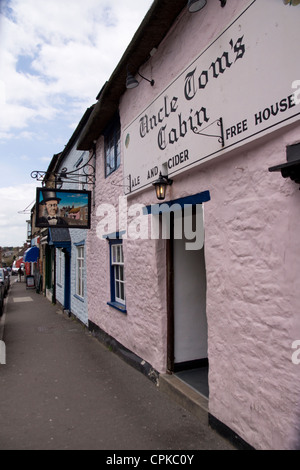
0, 0, 153, 247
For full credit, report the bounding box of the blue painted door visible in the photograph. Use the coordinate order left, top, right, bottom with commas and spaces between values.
64, 251, 71, 311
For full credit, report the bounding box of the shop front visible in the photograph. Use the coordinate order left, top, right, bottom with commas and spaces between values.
46, 228, 71, 306
23, 245, 40, 289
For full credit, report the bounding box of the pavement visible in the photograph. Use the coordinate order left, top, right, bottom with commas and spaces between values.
0, 279, 236, 451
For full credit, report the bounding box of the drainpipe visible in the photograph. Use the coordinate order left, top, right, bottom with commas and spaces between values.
52, 247, 56, 305
92, 141, 97, 208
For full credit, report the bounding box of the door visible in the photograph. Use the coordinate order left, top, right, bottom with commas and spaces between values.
64, 250, 71, 311
168, 205, 208, 372
45, 246, 55, 303
173, 239, 207, 367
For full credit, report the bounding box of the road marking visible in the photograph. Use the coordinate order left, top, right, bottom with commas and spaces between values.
0, 340, 6, 364
0, 289, 10, 360
0, 312, 6, 342
0, 290, 10, 341
13, 297, 33, 303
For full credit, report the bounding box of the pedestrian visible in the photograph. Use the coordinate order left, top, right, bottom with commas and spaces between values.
18, 267, 23, 283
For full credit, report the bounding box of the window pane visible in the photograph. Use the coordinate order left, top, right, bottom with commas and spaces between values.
116, 128, 121, 169
116, 280, 120, 298
77, 246, 84, 297
110, 241, 125, 305
112, 244, 124, 265
112, 246, 116, 263
110, 145, 115, 171
105, 118, 120, 176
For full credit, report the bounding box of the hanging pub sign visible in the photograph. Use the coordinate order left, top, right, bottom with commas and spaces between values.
123, 0, 300, 195
35, 188, 91, 229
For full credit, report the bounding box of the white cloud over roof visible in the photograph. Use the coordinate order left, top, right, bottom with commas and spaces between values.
0, 0, 153, 245
0, 0, 153, 138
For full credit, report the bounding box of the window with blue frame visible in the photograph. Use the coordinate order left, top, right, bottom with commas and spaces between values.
57, 249, 63, 286
76, 245, 84, 298
108, 238, 126, 312
104, 114, 121, 177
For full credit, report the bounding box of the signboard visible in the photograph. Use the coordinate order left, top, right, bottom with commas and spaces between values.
35, 188, 91, 229
26, 276, 35, 289
124, 0, 300, 195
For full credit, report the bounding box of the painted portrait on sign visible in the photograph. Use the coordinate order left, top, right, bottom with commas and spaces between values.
36, 188, 91, 229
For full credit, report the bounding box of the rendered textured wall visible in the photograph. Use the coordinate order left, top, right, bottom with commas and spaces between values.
203, 129, 300, 450
87, 135, 168, 372
87, 0, 300, 450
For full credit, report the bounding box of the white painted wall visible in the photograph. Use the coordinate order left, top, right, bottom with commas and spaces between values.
174, 238, 207, 364
55, 137, 89, 326
87, 0, 300, 450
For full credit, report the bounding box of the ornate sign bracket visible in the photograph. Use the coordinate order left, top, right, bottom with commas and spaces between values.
31, 154, 96, 188
191, 117, 225, 148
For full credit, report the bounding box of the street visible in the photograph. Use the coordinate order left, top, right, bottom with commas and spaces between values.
0, 280, 235, 451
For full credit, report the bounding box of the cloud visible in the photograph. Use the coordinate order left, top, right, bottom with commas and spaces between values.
0, 80, 6, 105
0, 0, 153, 139
0, 182, 37, 246
0, 0, 153, 246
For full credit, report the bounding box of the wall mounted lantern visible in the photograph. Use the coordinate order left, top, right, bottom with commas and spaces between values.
269, 143, 300, 189
283, 1, 300, 5
153, 172, 173, 201
188, 0, 207, 12
126, 66, 155, 89
188, 0, 226, 12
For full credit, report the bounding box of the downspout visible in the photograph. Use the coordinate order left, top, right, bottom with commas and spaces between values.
92, 141, 97, 208
52, 248, 56, 305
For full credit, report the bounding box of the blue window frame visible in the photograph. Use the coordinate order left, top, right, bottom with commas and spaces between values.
76, 245, 84, 298
107, 237, 126, 313
104, 114, 121, 177
57, 248, 63, 286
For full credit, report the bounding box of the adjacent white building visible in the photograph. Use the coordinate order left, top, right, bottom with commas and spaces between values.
54, 107, 94, 326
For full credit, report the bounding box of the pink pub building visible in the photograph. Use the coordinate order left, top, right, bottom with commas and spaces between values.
78, 0, 300, 450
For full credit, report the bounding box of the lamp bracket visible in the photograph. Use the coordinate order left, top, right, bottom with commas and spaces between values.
137, 72, 155, 87
269, 143, 300, 189
110, 175, 131, 193
269, 160, 300, 189
159, 174, 173, 186
127, 63, 154, 87
191, 117, 225, 147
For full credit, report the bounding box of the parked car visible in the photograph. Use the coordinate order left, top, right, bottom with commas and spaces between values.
0, 268, 10, 298
0, 278, 4, 317
12, 265, 19, 276
4, 268, 10, 291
